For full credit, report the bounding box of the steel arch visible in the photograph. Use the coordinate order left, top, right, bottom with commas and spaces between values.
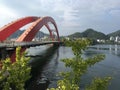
0, 16, 60, 62
0, 16, 60, 42
16, 16, 60, 42
0, 16, 39, 41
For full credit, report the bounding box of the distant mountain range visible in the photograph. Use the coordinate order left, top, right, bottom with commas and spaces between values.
9, 29, 120, 40
9, 30, 48, 39
107, 30, 120, 37
68, 29, 120, 40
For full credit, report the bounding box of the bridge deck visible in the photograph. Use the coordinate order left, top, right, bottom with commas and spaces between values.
88, 45, 120, 50
0, 41, 62, 48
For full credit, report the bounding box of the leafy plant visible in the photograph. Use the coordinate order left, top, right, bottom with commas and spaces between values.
48, 39, 111, 90
0, 47, 31, 90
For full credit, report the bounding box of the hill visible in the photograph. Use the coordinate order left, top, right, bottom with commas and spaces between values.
107, 30, 120, 37
68, 28, 107, 40
9, 30, 24, 39
9, 30, 47, 39
82, 29, 107, 39
68, 32, 82, 38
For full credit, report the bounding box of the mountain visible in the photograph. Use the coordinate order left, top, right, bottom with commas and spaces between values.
9, 29, 120, 40
68, 32, 82, 38
9, 30, 24, 39
9, 30, 47, 39
107, 30, 120, 37
68, 28, 107, 40
82, 29, 107, 39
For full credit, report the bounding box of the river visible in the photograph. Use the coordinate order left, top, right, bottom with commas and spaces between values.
26, 45, 120, 90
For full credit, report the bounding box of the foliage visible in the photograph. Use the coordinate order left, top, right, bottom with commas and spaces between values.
82, 28, 107, 39
107, 30, 120, 37
68, 32, 83, 39
68, 28, 107, 40
0, 47, 31, 90
48, 39, 111, 90
85, 77, 112, 90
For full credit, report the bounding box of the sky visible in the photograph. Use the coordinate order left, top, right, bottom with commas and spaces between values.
0, 0, 120, 36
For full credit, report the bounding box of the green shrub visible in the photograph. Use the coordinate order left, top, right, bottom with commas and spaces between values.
0, 47, 31, 90
48, 39, 111, 90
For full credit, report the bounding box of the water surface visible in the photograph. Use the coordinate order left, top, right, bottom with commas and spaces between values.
26, 45, 120, 90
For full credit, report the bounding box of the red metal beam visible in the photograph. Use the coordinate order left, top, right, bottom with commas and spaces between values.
0, 16, 60, 62
0, 16, 39, 41
16, 16, 60, 42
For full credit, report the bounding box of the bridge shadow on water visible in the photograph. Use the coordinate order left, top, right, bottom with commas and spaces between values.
25, 45, 59, 90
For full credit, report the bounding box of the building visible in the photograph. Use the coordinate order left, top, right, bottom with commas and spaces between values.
110, 36, 115, 41
115, 36, 120, 42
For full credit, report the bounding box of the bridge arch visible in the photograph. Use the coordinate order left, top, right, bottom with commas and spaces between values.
16, 16, 60, 42
0, 16, 60, 62
0, 16, 39, 41
0, 16, 60, 42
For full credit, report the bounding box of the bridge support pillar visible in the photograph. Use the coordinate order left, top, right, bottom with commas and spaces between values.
0, 48, 7, 60
53, 42, 62, 47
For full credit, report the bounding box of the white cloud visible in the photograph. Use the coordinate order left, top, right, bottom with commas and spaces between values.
0, 0, 120, 35
0, 4, 19, 27
109, 9, 120, 17
0, 5, 17, 17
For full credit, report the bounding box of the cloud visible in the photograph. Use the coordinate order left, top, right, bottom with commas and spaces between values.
0, 4, 20, 27
0, 5, 18, 17
0, 0, 120, 35
109, 9, 120, 17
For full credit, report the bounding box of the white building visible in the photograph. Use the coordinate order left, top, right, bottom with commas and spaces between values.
115, 36, 120, 42
110, 36, 115, 41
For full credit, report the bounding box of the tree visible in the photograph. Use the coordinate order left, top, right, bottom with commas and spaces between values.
0, 47, 31, 90
48, 39, 111, 90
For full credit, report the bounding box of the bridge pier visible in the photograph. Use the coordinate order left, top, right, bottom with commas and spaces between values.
0, 48, 15, 60
53, 43, 59, 47
0, 48, 7, 60
53, 42, 63, 47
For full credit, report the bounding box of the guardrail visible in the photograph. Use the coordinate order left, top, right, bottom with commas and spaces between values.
0, 41, 61, 48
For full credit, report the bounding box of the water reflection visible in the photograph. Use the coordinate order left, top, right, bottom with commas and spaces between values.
26, 46, 59, 90
84, 46, 120, 90
88, 45, 120, 57
26, 45, 120, 90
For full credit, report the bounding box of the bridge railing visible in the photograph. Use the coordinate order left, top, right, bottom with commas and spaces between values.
0, 41, 61, 48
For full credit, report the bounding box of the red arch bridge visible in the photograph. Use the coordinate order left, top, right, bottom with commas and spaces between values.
0, 16, 62, 62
